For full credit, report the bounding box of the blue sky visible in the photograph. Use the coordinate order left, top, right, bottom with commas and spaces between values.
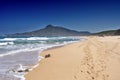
0, 0, 120, 34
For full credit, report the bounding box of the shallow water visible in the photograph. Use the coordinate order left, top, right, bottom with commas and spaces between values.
0, 36, 82, 80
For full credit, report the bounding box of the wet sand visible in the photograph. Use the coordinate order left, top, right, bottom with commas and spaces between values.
25, 36, 120, 80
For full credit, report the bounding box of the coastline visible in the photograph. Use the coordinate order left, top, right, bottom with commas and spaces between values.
25, 36, 120, 80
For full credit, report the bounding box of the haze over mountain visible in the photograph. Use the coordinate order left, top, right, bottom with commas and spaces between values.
5, 25, 90, 36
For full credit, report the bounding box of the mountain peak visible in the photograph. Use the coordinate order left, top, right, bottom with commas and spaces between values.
46, 24, 55, 28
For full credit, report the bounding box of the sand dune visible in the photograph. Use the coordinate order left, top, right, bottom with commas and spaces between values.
25, 36, 120, 80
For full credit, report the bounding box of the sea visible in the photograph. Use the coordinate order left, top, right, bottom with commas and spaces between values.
0, 36, 83, 80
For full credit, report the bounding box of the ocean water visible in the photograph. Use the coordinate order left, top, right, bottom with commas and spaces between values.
0, 36, 83, 80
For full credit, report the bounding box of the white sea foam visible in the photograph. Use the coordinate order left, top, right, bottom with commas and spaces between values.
0, 40, 80, 57
0, 48, 41, 57
0, 42, 14, 46
0, 36, 81, 41
0, 37, 50, 41
0, 44, 56, 57
0, 38, 17, 41
26, 37, 49, 40
0, 42, 9, 46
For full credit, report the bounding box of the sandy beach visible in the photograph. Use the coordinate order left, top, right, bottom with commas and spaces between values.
25, 36, 120, 80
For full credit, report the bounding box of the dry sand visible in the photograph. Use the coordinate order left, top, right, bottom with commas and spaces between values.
25, 36, 120, 80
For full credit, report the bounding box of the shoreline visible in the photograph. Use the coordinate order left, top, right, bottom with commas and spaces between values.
25, 40, 82, 68
0, 36, 84, 80
23, 39, 84, 79
25, 36, 120, 80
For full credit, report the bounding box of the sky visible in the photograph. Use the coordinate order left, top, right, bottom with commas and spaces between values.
0, 0, 120, 34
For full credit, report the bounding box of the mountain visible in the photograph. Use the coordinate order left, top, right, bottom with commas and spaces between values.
92, 29, 120, 36
5, 25, 90, 36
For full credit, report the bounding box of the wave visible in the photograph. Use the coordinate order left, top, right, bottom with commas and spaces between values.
0, 36, 79, 41
0, 38, 17, 41
0, 42, 14, 46
0, 37, 82, 57
0, 40, 79, 57
0, 37, 49, 41
0, 43, 58, 57
0, 48, 41, 57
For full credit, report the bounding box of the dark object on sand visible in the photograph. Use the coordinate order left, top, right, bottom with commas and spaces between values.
45, 54, 51, 58
18, 70, 24, 72
24, 69, 29, 72
18, 69, 29, 72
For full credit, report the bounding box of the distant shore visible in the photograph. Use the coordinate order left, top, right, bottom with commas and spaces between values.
25, 36, 120, 80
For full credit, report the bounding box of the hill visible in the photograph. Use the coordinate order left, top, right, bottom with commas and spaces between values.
5, 25, 90, 36
92, 29, 120, 36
